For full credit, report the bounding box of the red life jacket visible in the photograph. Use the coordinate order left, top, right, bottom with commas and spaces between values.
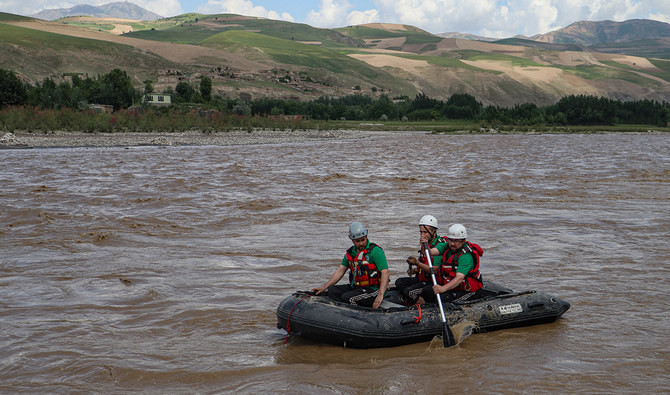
416, 236, 446, 282
438, 241, 484, 292
346, 243, 382, 287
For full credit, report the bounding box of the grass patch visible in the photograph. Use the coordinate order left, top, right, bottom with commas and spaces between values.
404, 35, 442, 45
125, 24, 216, 44
204, 30, 380, 78
62, 22, 115, 31
599, 60, 637, 71
583, 60, 670, 84
395, 53, 501, 74
564, 65, 661, 86
0, 23, 133, 51
461, 51, 546, 67
0, 23, 180, 82
123, 14, 363, 48
336, 25, 408, 39
336, 25, 440, 44
590, 39, 670, 59
0, 12, 32, 21
648, 59, 670, 82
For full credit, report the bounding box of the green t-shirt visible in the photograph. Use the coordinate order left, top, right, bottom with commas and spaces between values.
341, 240, 388, 290
428, 234, 448, 266
436, 244, 475, 275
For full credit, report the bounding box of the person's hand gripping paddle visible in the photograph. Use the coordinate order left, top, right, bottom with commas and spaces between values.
423, 242, 456, 347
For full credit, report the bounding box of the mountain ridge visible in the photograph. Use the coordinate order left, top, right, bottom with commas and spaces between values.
31, 1, 162, 21
532, 19, 670, 45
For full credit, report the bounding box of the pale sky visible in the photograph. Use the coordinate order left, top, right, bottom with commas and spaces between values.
3, 0, 670, 38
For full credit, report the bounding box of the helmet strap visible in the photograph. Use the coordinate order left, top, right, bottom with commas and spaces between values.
420, 225, 436, 241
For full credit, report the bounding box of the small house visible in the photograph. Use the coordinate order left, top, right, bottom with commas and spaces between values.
143, 94, 172, 106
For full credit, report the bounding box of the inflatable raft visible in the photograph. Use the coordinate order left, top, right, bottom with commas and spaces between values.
276, 281, 570, 348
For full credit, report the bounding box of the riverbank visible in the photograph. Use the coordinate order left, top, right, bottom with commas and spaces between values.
2, 128, 666, 148
0, 129, 408, 148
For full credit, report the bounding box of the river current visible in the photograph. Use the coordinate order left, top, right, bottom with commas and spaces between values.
1, 132, 669, 393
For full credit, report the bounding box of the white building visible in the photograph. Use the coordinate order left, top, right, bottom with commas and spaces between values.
143, 94, 172, 106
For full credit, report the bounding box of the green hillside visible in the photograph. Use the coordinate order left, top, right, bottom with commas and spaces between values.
493, 37, 585, 52
202, 30, 415, 93
0, 22, 121, 50
2, 12, 670, 106
0, 23, 179, 80
590, 39, 670, 59
336, 25, 443, 49
0, 12, 32, 21
124, 14, 364, 48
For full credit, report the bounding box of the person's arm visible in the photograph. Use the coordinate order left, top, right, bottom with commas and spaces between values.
409, 248, 440, 272
433, 254, 473, 294
312, 265, 348, 295
373, 268, 390, 308
432, 242, 448, 258
433, 272, 465, 294
412, 258, 432, 273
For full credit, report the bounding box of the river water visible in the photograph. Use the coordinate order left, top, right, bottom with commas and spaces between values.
1, 132, 669, 393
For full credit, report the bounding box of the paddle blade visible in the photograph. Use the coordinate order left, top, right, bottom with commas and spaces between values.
443, 322, 456, 347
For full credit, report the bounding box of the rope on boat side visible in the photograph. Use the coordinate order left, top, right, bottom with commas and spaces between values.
413, 303, 422, 323
286, 294, 311, 344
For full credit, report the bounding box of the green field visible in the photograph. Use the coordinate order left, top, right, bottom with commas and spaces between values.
0, 23, 130, 50
591, 39, 670, 59
565, 65, 661, 86
61, 21, 115, 31
202, 30, 413, 91
123, 14, 363, 48
648, 59, 670, 82
0, 22, 179, 81
0, 12, 32, 21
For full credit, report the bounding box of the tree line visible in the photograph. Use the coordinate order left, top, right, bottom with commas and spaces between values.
256, 92, 670, 127
1, 68, 669, 127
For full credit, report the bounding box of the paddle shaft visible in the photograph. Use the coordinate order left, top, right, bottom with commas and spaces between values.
423, 242, 456, 347
423, 243, 447, 323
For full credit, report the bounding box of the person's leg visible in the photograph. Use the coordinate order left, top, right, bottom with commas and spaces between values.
340, 287, 378, 307
327, 284, 352, 302
394, 276, 418, 290
405, 281, 427, 305
418, 283, 437, 303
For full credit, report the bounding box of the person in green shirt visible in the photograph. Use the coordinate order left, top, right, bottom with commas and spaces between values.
312, 222, 390, 308
417, 223, 485, 304
395, 215, 447, 305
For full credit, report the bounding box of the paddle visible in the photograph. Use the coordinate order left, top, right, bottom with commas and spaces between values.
423, 242, 456, 347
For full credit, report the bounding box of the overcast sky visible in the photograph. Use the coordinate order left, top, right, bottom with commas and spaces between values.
3, 0, 670, 38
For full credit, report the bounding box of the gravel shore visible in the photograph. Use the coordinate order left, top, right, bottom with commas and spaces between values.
0, 129, 410, 148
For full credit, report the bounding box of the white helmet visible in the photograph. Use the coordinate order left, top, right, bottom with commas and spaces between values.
418, 215, 438, 229
348, 222, 368, 240
447, 224, 467, 239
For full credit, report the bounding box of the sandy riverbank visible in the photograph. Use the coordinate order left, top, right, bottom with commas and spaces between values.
0, 129, 408, 148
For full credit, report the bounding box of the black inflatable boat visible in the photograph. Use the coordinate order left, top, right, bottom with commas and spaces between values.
276, 281, 570, 348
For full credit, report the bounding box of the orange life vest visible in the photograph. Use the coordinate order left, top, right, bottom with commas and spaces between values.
346, 243, 381, 288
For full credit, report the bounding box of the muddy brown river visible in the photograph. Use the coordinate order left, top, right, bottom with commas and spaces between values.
1, 132, 669, 393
